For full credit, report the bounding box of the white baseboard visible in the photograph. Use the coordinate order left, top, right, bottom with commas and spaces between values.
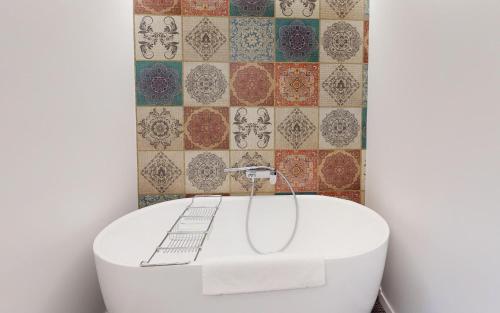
379, 288, 396, 313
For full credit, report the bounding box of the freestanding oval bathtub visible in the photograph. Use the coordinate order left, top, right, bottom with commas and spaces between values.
94, 195, 389, 313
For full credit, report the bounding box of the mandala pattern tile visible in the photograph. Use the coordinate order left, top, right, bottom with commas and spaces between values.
230, 63, 274, 106
230, 18, 275, 62
276, 19, 319, 62
184, 62, 229, 106
184, 107, 229, 150
318, 150, 361, 191
138, 151, 184, 194
135, 15, 182, 61
276, 107, 318, 149
230, 150, 275, 193
320, 191, 362, 204
275, 63, 319, 106
319, 108, 361, 149
230, 0, 274, 16
320, 20, 363, 63
275, 150, 317, 192
320, 0, 364, 19
138, 194, 182, 208
275, 0, 318, 18
184, 17, 229, 62
185, 151, 230, 193
134, 0, 181, 15
137, 107, 183, 150
320, 64, 362, 106
133, 0, 371, 197
182, 0, 229, 16
135, 61, 182, 106
230, 107, 274, 150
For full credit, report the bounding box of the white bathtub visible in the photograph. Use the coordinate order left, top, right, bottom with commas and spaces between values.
94, 195, 389, 313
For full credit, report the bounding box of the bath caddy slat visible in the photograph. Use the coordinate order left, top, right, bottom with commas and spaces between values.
140, 195, 222, 267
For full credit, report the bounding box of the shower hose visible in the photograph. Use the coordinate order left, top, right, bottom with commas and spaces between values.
246, 168, 299, 254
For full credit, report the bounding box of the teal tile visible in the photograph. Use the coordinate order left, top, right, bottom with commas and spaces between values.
230, 0, 274, 16
136, 61, 183, 106
138, 194, 183, 208
275, 19, 319, 62
362, 107, 367, 149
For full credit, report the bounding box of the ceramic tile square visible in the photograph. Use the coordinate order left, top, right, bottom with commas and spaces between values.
319, 108, 362, 149
275, 150, 318, 192
275, 63, 319, 106
229, 150, 275, 193
135, 15, 182, 61
230, 107, 274, 150
363, 20, 369, 63
275, 0, 319, 18
230, 18, 275, 62
275, 107, 318, 150
134, 0, 181, 15
184, 107, 229, 150
135, 61, 183, 106
361, 148, 366, 190
319, 0, 364, 20
183, 17, 229, 62
138, 151, 185, 194
319, 63, 363, 106
230, 0, 274, 16
138, 194, 182, 208
275, 19, 319, 62
320, 191, 362, 204
137, 107, 184, 150
362, 64, 368, 106
185, 151, 230, 193
182, 0, 229, 16
362, 107, 367, 148
183, 62, 229, 106
230, 63, 274, 106
318, 150, 361, 191
320, 20, 364, 64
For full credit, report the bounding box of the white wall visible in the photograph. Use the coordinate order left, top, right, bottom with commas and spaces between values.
0, 1, 136, 313
367, 0, 500, 312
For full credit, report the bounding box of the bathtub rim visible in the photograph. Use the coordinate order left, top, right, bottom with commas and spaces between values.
93, 195, 390, 269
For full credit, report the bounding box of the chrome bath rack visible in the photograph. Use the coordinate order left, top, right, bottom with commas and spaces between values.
140, 195, 222, 267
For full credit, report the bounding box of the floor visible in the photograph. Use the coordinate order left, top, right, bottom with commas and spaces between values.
372, 298, 387, 313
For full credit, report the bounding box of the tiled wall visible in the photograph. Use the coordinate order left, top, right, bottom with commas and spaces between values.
134, 0, 369, 208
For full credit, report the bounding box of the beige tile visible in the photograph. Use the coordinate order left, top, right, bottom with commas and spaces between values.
319, 0, 365, 20
275, 107, 319, 149
183, 62, 229, 106
138, 151, 185, 194
230, 107, 275, 150
319, 63, 363, 106
184, 151, 230, 193
229, 150, 275, 193
320, 20, 364, 64
136, 107, 184, 150
319, 108, 362, 149
183, 17, 229, 62
275, 0, 319, 18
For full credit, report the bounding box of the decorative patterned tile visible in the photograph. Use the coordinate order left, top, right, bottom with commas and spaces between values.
320, 191, 362, 204
183, 17, 229, 62
319, 108, 362, 149
184, 107, 229, 150
318, 150, 361, 191
320, 20, 364, 64
275, 0, 319, 18
134, 0, 181, 15
320, 63, 362, 106
182, 0, 229, 16
185, 151, 230, 193
138, 151, 185, 194
134, 15, 182, 61
275, 63, 319, 106
230, 150, 275, 193
364, 20, 369, 63
138, 194, 182, 208
319, 0, 364, 20
230, 107, 274, 150
361, 148, 366, 190
230, 0, 274, 16
230, 63, 274, 106
275, 19, 319, 62
275, 150, 318, 192
230, 18, 275, 62
137, 107, 184, 150
362, 107, 367, 148
135, 61, 183, 106
183, 62, 229, 106
275, 107, 318, 150
362, 64, 368, 106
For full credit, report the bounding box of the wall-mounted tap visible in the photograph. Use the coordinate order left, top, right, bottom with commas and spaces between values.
224, 166, 277, 184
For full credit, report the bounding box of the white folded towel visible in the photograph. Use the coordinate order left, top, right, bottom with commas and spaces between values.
202, 253, 326, 295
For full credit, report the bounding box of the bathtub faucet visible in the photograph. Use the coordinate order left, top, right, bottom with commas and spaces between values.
224, 166, 277, 184
223, 166, 299, 255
